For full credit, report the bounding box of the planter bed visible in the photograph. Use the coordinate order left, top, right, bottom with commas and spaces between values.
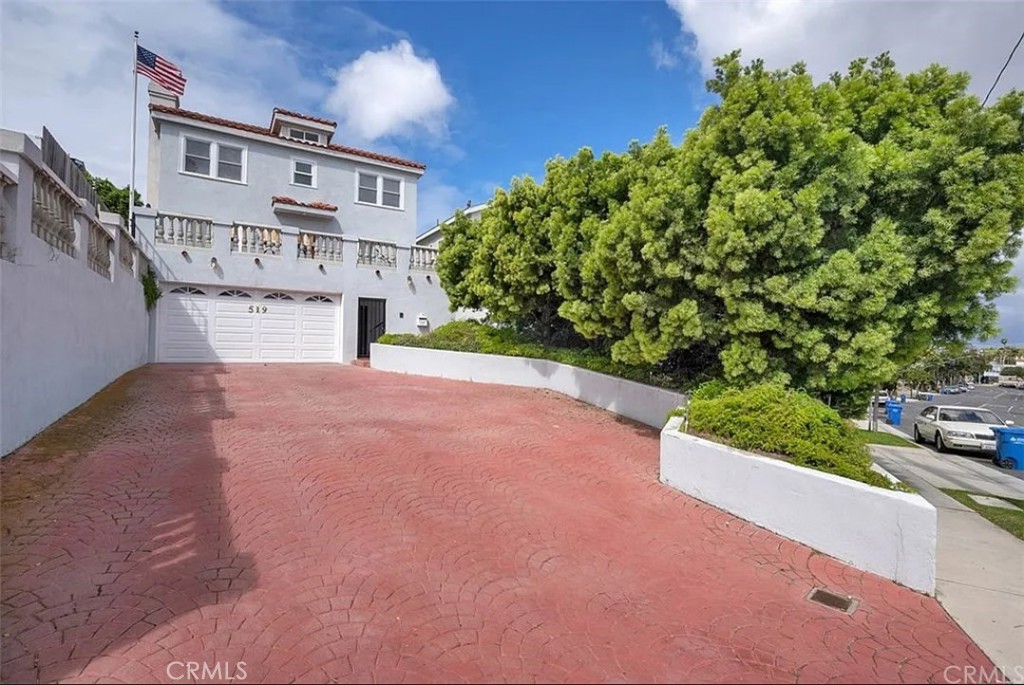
370, 343, 685, 429
660, 415, 937, 594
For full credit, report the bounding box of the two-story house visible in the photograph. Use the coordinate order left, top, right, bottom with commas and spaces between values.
137, 83, 452, 364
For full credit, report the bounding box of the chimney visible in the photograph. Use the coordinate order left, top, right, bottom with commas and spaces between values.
148, 80, 179, 109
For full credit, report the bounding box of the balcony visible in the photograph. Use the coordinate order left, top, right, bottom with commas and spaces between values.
138, 210, 439, 285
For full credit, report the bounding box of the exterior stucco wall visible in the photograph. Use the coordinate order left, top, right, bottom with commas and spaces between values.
368, 343, 686, 428
136, 209, 454, 363
154, 120, 420, 244
1, 132, 150, 455
659, 417, 938, 594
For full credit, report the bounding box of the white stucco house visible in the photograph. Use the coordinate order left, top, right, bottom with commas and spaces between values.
136, 83, 454, 364
415, 201, 489, 248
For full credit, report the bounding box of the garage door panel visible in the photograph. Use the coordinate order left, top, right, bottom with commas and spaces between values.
261, 317, 298, 330
159, 286, 338, 363
214, 331, 258, 343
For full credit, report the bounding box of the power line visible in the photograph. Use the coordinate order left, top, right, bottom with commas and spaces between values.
982, 28, 1024, 107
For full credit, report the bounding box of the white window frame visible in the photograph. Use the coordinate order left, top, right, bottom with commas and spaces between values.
179, 133, 248, 185
287, 128, 321, 145
354, 170, 404, 211
291, 158, 317, 188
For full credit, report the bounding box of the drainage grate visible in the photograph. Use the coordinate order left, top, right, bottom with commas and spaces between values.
806, 588, 859, 614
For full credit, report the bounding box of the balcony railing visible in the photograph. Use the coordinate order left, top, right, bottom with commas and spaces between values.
144, 214, 440, 273
32, 170, 78, 258
155, 212, 213, 248
231, 222, 281, 255
298, 229, 343, 262
87, 221, 113, 279
410, 246, 438, 271
357, 239, 397, 268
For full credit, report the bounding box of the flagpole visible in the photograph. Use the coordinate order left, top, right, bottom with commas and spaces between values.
128, 30, 139, 237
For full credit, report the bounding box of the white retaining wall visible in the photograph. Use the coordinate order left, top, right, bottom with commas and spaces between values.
660, 416, 938, 594
369, 343, 685, 428
1, 130, 151, 455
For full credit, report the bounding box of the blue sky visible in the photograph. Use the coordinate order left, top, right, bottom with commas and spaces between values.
2, 0, 1022, 341
226, 1, 711, 223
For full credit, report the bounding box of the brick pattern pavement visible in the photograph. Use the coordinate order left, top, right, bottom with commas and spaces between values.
1, 365, 993, 683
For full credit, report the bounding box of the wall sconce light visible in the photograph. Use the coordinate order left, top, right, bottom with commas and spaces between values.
319, 264, 326, 274
210, 257, 218, 269
375, 269, 382, 279
181, 249, 189, 259
254, 257, 262, 268
407, 275, 414, 284
426, 274, 432, 284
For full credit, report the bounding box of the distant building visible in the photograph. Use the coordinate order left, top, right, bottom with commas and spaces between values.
415, 201, 489, 248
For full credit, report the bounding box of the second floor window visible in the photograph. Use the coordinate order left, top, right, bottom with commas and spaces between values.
292, 160, 315, 187
357, 172, 403, 209
183, 137, 246, 183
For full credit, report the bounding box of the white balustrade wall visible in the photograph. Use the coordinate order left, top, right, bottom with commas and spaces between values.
298, 230, 343, 262
357, 239, 398, 268
1, 128, 150, 456
232, 223, 281, 255
155, 212, 213, 248
409, 246, 437, 271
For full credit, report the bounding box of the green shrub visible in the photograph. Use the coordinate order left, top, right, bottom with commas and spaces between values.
687, 383, 896, 490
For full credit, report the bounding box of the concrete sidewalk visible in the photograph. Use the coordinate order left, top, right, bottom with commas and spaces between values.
869, 443, 1024, 682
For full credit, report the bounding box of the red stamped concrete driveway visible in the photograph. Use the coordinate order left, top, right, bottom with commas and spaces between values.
1, 365, 992, 683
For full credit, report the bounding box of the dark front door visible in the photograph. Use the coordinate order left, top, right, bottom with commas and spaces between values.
357, 298, 386, 358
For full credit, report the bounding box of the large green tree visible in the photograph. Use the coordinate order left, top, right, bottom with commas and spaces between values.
439, 52, 1024, 411
84, 171, 141, 223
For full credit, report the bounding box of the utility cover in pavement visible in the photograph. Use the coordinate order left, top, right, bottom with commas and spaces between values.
967, 494, 1022, 511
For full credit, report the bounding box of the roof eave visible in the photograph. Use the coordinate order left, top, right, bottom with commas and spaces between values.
151, 107, 426, 175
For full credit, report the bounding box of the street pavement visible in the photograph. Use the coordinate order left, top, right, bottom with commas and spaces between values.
873, 383, 1024, 481
868, 443, 1024, 682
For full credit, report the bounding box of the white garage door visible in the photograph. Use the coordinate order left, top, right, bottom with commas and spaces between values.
157, 286, 339, 362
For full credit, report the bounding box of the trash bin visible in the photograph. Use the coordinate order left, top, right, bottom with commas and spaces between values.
885, 400, 904, 426
991, 427, 1024, 470
900, 394, 907, 403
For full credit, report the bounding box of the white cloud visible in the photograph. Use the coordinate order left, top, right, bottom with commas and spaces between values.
650, 39, 680, 69
665, 0, 1024, 99
324, 40, 455, 144
416, 176, 469, 233
663, 0, 1024, 343
1, 0, 322, 192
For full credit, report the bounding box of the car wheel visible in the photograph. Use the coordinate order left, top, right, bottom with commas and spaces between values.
999, 458, 1016, 469
935, 432, 947, 453
913, 426, 924, 444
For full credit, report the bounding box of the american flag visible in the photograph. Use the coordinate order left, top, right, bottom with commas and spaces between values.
136, 45, 186, 96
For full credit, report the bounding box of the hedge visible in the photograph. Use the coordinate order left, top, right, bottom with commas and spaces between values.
685, 382, 899, 490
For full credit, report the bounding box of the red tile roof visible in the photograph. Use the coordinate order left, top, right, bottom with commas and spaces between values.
150, 105, 426, 171
272, 107, 337, 127
272, 196, 338, 212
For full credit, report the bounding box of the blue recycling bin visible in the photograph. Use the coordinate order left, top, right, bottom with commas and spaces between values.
900, 394, 907, 403
885, 400, 904, 426
991, 427, 1024, 470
